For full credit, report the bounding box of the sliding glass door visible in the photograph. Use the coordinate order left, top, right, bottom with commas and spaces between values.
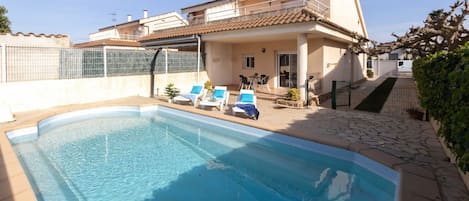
277, 53, 297, 88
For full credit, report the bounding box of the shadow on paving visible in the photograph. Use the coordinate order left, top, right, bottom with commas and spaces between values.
0, 147, 14, 200
354, 78, 397, 113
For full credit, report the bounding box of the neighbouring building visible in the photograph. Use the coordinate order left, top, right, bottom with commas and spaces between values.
139, 0, 369, 100
0, 32, 71, 47
0, 32, 72, 82
75, 10, 188, 48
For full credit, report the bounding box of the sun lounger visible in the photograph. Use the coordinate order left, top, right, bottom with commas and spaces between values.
199, 86, 229, 111
232, 89, 259, 120
173, 84, 207, 107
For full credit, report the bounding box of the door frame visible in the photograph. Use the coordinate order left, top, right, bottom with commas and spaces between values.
275, 51, 297, 89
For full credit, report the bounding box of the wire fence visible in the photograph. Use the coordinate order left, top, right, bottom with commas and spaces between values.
0, 46, 205, 82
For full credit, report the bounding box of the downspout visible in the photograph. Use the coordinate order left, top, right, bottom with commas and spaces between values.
196, 34, 201, 83
150, 48, 162, 98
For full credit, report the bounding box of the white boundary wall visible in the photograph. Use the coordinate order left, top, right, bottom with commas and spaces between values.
371, 60, 397, 77
0, 71, 209, 113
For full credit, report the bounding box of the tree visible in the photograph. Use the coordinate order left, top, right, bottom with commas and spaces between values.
0, 5, 11, 33
392, 0, 469, 58
351, 0, 469, 58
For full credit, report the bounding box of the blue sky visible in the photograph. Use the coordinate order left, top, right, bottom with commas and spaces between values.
0, 0, 463, 43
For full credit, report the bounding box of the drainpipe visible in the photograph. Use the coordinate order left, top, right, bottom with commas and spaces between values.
150, 48, 162, 97
196, 34, 201, 83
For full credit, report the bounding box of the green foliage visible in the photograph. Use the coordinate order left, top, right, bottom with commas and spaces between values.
413, 42, 469, 172
164, 83, 180, 99
204, 80, 212, 91
287, 88, 300, 101
0, 5, 11, 33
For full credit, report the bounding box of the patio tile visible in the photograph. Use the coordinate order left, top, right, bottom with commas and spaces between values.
394, 163, 435, 180
399, 171, 441, 201
1, 189, 37, 201
0, 174, 31, 201
359, 148, 404, 168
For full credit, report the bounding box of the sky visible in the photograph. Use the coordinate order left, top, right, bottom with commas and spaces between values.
0, 0, 464, 43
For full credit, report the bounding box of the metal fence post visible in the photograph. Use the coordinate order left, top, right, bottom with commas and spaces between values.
1, 43, 6, 83
165, 49, 168, 85
103, 46, 107, 77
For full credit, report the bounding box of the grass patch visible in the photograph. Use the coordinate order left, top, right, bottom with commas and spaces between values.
354, 78, 397, 113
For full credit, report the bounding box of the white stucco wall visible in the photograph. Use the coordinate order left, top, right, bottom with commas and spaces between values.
321, 39, 366, 93
142, 12, 188, 33
0, 72, 209, 113
329, 0, 366, 37
206, 1, 239, 22
205, 42, 233, 85
372, 60, 397, 77
89, 29, 118, 41
154, 71, 209, 95
0, 33, 71, 48
0, 75, 150, 112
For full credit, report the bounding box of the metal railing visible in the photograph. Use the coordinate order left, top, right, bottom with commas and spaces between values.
0, 46, 205, 82
187, 0, 330, 25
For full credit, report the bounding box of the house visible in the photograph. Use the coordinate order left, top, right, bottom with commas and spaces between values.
139, 0, 369, 101
375, 42, 412, 60
75, 10, 188, 48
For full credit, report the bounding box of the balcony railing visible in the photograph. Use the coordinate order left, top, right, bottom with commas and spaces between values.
187, 0, 330, 25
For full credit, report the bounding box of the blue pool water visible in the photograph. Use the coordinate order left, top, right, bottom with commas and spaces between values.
9, 106, 399, 201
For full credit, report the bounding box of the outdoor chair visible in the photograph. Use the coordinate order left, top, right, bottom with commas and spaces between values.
232, 89, 259, 120
257, 74, 271, 93
239, 75, 252, 90
173, 84, 207, 107
199, 86, 230, 111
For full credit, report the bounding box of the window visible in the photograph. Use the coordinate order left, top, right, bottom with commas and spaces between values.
243, 55, 255, 69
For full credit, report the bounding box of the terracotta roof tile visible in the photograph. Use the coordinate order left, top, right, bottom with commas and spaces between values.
139, 8, 317, 42
139, 7, 367, 43
74, 39, 141, 48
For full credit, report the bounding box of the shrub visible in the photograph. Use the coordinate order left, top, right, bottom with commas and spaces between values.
413, 42, 469, 171
287, 88, 301, 101
366, 69, 374, 78
204, 80, 212, 91
164, 83, 180, 100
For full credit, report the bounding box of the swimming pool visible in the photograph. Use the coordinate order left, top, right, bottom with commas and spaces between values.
8, 106, 399, 201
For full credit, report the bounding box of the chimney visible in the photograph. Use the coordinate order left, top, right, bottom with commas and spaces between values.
143, 10, 148, 18
127, 15, 132, 22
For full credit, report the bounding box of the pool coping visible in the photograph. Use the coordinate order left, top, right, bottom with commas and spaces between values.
0, 97, 440, 201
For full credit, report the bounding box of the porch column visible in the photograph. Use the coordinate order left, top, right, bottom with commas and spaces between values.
297, 33, 308, 101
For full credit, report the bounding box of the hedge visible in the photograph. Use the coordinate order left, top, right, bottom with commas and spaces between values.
413, 42, 469, 172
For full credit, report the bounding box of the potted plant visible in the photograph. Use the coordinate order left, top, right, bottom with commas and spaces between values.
287, 88, 301, 101
367, 69, 374, 78
204, 80, 213, 91
165, 83, 180, 103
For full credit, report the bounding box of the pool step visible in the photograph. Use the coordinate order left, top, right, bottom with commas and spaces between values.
14, 143, 84, 201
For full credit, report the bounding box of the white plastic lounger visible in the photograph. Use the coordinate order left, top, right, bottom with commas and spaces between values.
199, 86, 230, 111
232, 89, 258, 119
173, 84, 207, 107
